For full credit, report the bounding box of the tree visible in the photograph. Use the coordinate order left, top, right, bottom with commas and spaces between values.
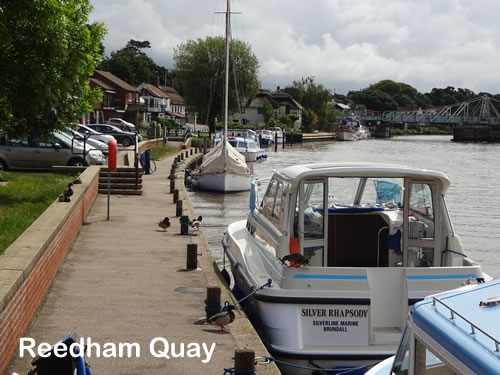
174, 36, 259, 131
282, 77, 333, 131
98, 39, 162, 86
262, 98, 275, 124
0, 0, 106, 137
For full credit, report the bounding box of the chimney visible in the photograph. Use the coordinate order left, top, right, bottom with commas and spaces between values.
277, 86, 280, 92
170, 79, 175, 89
156, 76, 160, 88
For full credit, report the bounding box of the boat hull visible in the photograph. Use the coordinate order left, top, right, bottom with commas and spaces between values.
336, 131, 359, 141
191, 172, 252, 192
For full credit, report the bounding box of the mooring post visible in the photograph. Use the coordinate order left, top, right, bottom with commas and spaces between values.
234, 349, 255, 374
176, 199, 183, 217
173, 189, 179, 203
170, 178, 175, 193
190, 148, 193, 155
205, 287, 221, 318
187, 243, 198, 270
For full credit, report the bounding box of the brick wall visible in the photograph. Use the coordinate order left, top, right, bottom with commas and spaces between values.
0, 169, 99, 374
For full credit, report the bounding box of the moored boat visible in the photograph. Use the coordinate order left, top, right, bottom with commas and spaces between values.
366, 278, 500, 375
215, 128, 267, 162
222, 162, 490, 373
269, 126, 284, 144
257, 129, 275, 146
190, 0, 253, 192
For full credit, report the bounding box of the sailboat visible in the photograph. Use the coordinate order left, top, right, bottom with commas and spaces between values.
191, 0, 253, 192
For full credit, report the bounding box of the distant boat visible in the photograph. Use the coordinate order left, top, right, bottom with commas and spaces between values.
256, 129, 275, 146
214, 128, 266, 162
190, 0, 253, 192
269, 126, 284, 144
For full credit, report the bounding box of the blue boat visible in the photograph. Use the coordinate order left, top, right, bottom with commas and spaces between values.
366, 278, 500, 375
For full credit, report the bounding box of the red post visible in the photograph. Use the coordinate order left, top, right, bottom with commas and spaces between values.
108, 139, 117, 172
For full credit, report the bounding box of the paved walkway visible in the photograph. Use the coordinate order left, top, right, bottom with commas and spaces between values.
7, 148, 279, 375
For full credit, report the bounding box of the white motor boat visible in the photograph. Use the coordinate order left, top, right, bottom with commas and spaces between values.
222, 162, 489, 373
215, 128, 267, 162
257, 129, 275, 146
190, 0, 253, 192
337, 116, 370, 141
269, 127, 284, 144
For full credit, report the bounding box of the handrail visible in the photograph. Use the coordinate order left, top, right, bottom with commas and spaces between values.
432, 296, 500, 352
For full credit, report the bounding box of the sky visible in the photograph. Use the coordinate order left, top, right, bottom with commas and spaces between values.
89, 0, 500, 95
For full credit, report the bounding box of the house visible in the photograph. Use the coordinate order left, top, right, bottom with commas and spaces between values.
87, 77, 117, 124
160, 86, 186, 127
137, 82, 170, 122
239, 89, 304, 128
90, 70, 145, 124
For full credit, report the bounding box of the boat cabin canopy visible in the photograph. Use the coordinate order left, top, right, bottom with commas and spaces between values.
255, 163, 457, 269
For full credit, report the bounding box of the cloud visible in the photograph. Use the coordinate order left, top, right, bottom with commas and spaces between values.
90, 0, 500, 94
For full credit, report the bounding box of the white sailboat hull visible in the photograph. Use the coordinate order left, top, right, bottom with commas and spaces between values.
192, 172, 252, 192
336, 130, 359, 141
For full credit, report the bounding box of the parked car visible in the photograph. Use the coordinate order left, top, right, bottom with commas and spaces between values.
0, 131, 105, 171
85, 124, 142, 147
106, 118, 136, 131
77, 124, 115, 145
63, 127, 109, 155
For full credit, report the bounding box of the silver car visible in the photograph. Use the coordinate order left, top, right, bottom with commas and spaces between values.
77, 124, 115, 145
63, 127, 109, 155
0, 132, 105, 170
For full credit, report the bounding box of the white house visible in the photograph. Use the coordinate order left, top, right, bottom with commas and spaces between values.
238, 89, 303, 129
136, 83, 170, 122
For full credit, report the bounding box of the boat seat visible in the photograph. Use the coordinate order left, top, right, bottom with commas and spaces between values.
327, 214, 389, 267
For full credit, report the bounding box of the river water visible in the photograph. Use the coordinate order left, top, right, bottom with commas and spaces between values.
188, 135, 500, 279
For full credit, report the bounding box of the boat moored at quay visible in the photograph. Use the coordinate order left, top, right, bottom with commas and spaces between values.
222, 162, 489, 374
366, 278, 500, 375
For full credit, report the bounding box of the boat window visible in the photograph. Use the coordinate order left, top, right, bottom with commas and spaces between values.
408, 246, 434, 267
261, 179, 280, 222
392, 326, 410, 375
273, 182, 285, 220
409, 183, 435, 239
328, 178, 358, 207
414, 339, 456, 375
238, 141, 247, 148
228, 140, 237, 147
304, 182, 324, 239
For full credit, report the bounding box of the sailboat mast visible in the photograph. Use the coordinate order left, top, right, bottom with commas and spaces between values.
224, 0, 230, 138
222, 0, 230, 169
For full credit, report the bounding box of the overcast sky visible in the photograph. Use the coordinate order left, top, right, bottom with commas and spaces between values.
89, 0, 500, 95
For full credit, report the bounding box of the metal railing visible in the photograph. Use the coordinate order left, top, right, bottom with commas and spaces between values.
432, 296, 500, 353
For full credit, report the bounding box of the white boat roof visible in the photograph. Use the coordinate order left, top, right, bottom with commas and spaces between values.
275, 162, 451, 192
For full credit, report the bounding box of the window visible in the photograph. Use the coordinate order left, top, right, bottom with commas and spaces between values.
414, 339, 457, 374
128, 93, 132, 102
261, 179, 278, 218
303, 182, 324, 239
409, 183, 435, 239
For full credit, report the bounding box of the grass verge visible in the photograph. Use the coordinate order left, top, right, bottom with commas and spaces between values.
150, 145, 180, 160
0, 172, 74, 254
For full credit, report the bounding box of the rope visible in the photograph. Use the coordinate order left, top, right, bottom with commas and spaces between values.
221, 279, 272, 311
223, 368, 256, 375
264, 356, 379, 374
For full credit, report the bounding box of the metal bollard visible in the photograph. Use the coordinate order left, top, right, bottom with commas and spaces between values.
187, 244, 198, 270
205, 286, 221, 318
234, 350, 255, 374
176, 199, 183, 217
180, 153, 184, 160
170, 179, 175, 193
185, 150, 189, 158
195, 147, 199, 154
170, 167, 176, 175
173, 189, 179, 203
190, 149, 193, 155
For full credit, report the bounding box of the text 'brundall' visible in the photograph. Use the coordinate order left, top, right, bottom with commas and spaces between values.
19, 337, 216, 364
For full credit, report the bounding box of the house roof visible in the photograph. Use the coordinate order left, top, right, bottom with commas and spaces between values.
138, 83, 169, 98
247, 90, 304, 110
89, 78, 116, 93
93, 70, 138, 92
161, 86, 185, 105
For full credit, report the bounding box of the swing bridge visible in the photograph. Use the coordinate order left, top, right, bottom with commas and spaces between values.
348, 95, 500, 126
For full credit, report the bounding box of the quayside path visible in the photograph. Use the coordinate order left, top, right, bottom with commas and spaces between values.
7, 146, 279, 375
